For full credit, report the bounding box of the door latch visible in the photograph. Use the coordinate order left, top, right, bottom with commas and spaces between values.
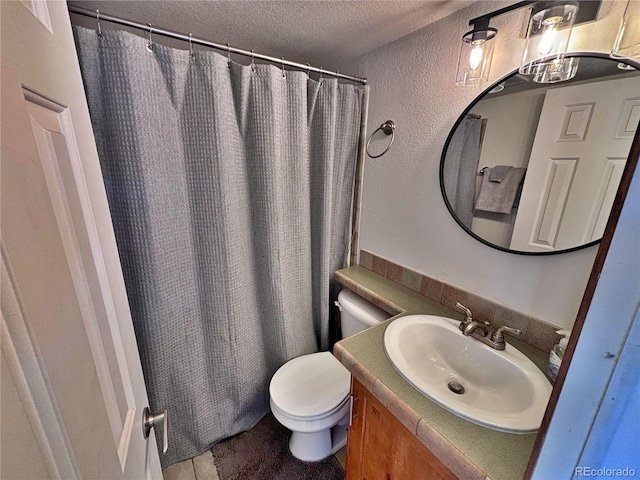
142, 407, 168, 453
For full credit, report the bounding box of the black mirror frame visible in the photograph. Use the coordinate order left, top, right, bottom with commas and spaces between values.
439, 52, 640, 256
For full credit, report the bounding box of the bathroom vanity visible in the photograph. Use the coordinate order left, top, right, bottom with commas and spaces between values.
333, 266, 549, 480
346, 377, 457, 479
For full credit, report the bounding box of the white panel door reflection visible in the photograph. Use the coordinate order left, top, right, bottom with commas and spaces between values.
510, 76, 640, 252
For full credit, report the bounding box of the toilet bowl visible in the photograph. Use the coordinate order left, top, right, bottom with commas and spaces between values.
269, 289, 390, 461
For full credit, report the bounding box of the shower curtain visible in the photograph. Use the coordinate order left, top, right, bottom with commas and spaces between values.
442, 115, 482, 229
73, 26, 362, 467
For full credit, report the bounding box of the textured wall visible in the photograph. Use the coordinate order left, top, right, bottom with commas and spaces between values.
340, 1, 628, 329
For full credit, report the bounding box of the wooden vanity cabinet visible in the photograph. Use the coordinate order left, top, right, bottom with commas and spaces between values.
345, 378, 457, 480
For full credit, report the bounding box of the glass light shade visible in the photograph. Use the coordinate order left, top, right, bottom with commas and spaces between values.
520, 3, 579, 75
532, 57, 580, 83
611, 0, 640, 61
489, 82, 505, 93
617, 62, 637, 71
455, 28, 497, 86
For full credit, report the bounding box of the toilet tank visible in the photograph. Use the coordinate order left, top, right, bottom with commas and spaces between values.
336, 289, 391, 339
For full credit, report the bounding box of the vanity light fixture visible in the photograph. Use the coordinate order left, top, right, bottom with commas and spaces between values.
532, 56, 580, 83
520, 2, 579, 75
455, 17, 497, 86
489, 82, 505, 93
617, 62, 637, 71
611, 0, 640, 62
456, 1, 601, 86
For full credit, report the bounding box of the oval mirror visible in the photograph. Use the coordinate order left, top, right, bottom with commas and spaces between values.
440, 54, 640, 255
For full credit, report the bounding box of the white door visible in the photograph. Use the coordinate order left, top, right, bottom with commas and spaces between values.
1, 2, 163, 479
510, 75, 639, 252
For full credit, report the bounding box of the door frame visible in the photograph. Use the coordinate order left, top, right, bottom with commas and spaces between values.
525, 120, 640, 476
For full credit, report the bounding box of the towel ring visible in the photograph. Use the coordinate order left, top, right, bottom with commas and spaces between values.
366, 120, 395, 158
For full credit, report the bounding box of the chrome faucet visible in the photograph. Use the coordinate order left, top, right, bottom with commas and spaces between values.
455, 302, 521, 350
463, 320, 490, 337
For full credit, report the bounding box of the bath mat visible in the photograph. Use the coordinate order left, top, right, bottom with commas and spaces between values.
211, 413, 344, 480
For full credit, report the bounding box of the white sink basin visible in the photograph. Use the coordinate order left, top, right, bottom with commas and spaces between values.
384, 314, 552, 433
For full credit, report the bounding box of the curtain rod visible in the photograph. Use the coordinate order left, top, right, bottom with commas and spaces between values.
68, 6, 368, 85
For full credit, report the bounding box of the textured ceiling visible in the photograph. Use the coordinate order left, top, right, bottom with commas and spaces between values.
68, 1, 474, 70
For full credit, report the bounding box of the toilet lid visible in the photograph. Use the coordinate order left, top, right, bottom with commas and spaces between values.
270, 351, 350, 418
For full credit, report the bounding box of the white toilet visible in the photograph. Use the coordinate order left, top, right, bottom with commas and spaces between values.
269, 289, 390, 461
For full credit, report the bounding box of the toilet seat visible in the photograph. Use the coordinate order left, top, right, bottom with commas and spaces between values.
269, 351, 350, 419
271, 394, 350, 423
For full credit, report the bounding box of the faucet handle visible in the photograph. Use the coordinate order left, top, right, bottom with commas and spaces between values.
455, 302, 473, 319
491, 325, 522, 344
456, 303, 474, 333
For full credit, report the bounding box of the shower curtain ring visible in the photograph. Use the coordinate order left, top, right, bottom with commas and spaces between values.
250, 49, 255, 72
319, 67, 323, 84
306, 63, 311, 80
226, 43, 231, 68
96, 9, 104, 40
188, 33, 195, 60
145, 23, 153, 51
281, 57, 286, 78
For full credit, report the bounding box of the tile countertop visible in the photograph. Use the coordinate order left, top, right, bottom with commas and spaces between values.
333, 266, 550, 480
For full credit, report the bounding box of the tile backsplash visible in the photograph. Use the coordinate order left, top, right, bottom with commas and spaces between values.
358, 250, 562, 353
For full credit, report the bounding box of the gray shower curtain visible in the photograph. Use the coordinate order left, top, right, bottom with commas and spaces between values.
73, 26, 362, 467
442, 115, 482, 229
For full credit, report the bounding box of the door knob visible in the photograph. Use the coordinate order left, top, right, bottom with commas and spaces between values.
142, 407, 168, 453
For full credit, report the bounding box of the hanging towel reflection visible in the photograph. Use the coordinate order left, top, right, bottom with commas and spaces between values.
475, 166, 526, 214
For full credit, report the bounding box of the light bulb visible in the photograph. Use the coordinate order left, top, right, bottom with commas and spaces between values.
538, 25, 558, 55
469, 43, 484, 71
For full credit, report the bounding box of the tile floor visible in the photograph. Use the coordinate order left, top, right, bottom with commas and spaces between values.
334, 446, 347, 469
163, 446, 347, 480
163, 450, 219, 480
